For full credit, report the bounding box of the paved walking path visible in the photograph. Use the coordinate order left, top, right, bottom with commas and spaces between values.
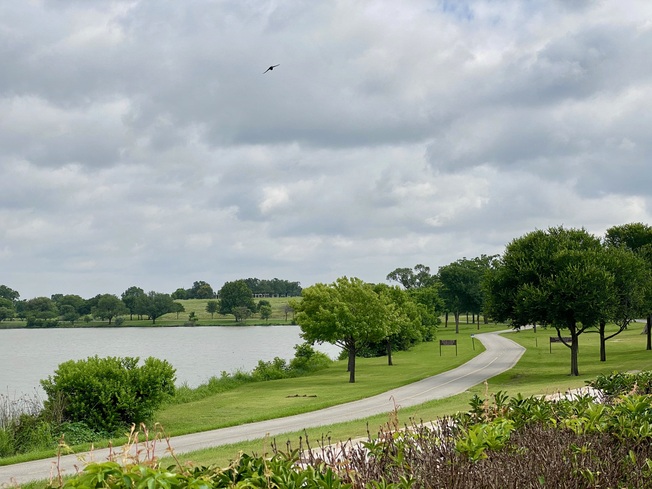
0, 331, 524, 485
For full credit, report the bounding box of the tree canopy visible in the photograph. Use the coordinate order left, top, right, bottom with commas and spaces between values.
484, 226, 618, 376
291, 277, 394, 383
218, 280, 256, 320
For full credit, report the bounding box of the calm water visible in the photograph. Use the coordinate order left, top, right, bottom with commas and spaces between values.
0, 326, 340, 398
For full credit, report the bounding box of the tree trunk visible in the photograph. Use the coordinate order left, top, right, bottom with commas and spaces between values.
570, 332, 579, 376
445, 312, 448, 328
599, 320, 606, 362
386, 339, 393, 366
348, 346, 356, 383
454, 311, 460, 334
647, 315, 652, 351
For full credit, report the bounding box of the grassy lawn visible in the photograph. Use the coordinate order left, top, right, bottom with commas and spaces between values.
155, 322, 504, 434
164, 322, 652, 468
5, 320, 652, 474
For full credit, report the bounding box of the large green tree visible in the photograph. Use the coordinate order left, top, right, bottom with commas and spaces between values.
218, 280, 255, 320
92, 294, 128, 325
291, 277, 392, 383
373, 284, 424, 366
484, 226, 617, 376
438, 257, 486, 333
0, 298, 14, 322
141, 291, 175, 324
386, 264, 436, 289
121, 286, 147, 320
604, 222, 652, 350
0, 285, 19, 302
591, 244, 649, 361
189, 281, 215, 299
23, 296, 59, 327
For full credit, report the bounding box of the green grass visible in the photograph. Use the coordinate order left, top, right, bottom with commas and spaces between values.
5, 321, 652, 474
155, 322, 502, 434
163, 322, 652, 468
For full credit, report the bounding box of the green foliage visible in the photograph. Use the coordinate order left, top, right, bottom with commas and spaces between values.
170, 343, 332, 405
205, 299, 219, 318
259, 304, 273, 321
54, 451, 352, 489
292, 277, 396, 383
218, 280, 256, 318
455, 418, 515, 461
589, 370, 652, 396
91, 294, 127, 325
41, 356, 176, 433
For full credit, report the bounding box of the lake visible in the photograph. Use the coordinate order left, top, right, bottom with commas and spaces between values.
0, 326, 341, 398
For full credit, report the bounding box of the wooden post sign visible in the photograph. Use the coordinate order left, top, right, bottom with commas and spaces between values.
440, 339, 458, 356
549, 336, 572, 353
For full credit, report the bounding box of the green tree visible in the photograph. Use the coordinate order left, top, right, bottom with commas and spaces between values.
171, 288, 188, 300
141, 291, 175, 324
206, 300, 219, 319
291, 277, 392, 383
484, 226, 616, 376
189, 281, 215, 299
0, 285, 19, 302
438, 258, 485, 333
604, 222, 652, 351
259, 304, 273, 321
121, 286, 146, 320
23, 297, 59, 328
386, 264, 436, 289
218, 280, 255, 320
373, 284, 424, 365
0, 297, 14, 322
171, 301, 185, 319
233, 306, 252, 323
92, 294, 127, 325
591, 244, 649, 361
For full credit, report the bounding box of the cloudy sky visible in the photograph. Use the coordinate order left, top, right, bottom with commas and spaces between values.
2, 0, 652, 300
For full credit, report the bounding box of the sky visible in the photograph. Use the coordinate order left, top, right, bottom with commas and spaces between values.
2, 0, 652, 300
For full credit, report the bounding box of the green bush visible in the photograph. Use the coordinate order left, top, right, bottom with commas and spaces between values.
41, 356, 176, 433
0, 427, 14, 457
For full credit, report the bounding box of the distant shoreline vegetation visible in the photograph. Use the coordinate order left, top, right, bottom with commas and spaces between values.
0, 278, 302, 328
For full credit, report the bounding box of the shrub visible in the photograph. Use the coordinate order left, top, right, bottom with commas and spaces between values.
41, 356, 176, 434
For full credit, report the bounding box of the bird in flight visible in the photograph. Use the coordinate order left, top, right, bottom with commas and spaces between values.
263, 64, 280, 73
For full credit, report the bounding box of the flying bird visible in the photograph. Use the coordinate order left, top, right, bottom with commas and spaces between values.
263, 64, 280, 74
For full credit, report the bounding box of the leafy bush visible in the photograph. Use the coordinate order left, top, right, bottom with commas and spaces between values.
589, 370, 652, 396
41, 356, 176, 433
251, 357, 289, 381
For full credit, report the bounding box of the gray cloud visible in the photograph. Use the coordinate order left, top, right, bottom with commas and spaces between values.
2, 0, 652, 298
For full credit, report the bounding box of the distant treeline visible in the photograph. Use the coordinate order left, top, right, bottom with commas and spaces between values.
170, 278, 302, 300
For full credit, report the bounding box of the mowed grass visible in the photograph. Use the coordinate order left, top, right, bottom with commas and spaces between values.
142, 297, 296, 326
154, 322, 505, 434
163, 322, 652, 468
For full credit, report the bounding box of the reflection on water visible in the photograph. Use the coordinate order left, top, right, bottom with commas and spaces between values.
0, 326, 340, 397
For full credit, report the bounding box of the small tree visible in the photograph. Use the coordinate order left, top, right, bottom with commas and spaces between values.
206, 300, 219, 319
259, 304, 273, 321
171, 302, 185, 319
233, 306, 252, 323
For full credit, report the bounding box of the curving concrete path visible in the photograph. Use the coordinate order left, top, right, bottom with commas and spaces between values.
0, 331, 524, 485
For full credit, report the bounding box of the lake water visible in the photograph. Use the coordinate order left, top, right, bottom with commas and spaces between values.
0, 326, 341, 398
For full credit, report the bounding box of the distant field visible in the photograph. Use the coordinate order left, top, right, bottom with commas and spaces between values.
155, 297, 297, 325
0, 296, 299, 328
